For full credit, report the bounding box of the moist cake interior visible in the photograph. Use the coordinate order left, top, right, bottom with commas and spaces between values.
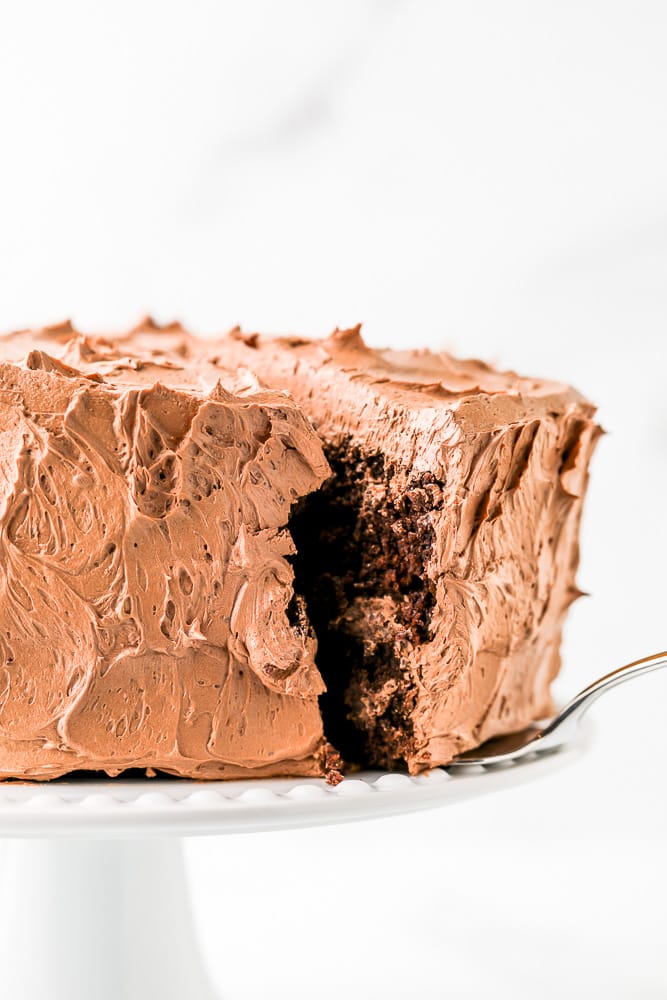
290, 441, 439, 769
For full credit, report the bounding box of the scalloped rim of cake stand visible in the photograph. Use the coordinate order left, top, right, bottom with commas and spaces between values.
0, 726, 591, 838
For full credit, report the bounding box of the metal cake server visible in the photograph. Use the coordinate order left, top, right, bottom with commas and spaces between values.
447, 650, 667, 768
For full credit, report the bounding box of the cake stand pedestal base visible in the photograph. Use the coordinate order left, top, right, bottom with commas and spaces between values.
0, 745, 588, 999
0, 838, 218, 1000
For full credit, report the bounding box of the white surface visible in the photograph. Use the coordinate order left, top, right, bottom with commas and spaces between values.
0, 3, 666, 997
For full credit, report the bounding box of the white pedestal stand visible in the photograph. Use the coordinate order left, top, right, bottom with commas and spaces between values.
0, 741, 585, 1000
0, 837, 216, 1000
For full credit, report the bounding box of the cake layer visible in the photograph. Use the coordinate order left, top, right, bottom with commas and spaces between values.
187, 323, 602, 772
0, 323, 336, 780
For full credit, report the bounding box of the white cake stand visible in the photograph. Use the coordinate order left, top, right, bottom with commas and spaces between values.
0, 736, 587, 1000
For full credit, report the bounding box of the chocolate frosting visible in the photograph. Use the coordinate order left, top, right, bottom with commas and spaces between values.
0, 322, 333, 780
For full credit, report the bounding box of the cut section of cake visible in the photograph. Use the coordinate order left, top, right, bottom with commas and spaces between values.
0, 323, 338, 780
193, 323, 602, 773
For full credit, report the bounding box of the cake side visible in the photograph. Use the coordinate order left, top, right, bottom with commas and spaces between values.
0, 329, 335, 781
201, 324, 602, 771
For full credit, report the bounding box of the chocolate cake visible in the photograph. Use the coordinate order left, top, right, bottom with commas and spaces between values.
0, 319, 600, 780
0, 323, 338, 780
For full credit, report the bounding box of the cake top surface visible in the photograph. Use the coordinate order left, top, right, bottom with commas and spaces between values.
0, 318, 584, 406
0, 317, 595, 474
0, 320, 270, 403
212, 325, 595, 444
227, 324, 579, 403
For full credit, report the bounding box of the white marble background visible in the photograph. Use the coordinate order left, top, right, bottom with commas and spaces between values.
0, 2, 666, 997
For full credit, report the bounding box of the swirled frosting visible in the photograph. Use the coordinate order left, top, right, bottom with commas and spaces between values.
0, 322, 335, 780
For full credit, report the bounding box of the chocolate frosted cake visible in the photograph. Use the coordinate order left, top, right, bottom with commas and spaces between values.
0, 320, 600, 780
